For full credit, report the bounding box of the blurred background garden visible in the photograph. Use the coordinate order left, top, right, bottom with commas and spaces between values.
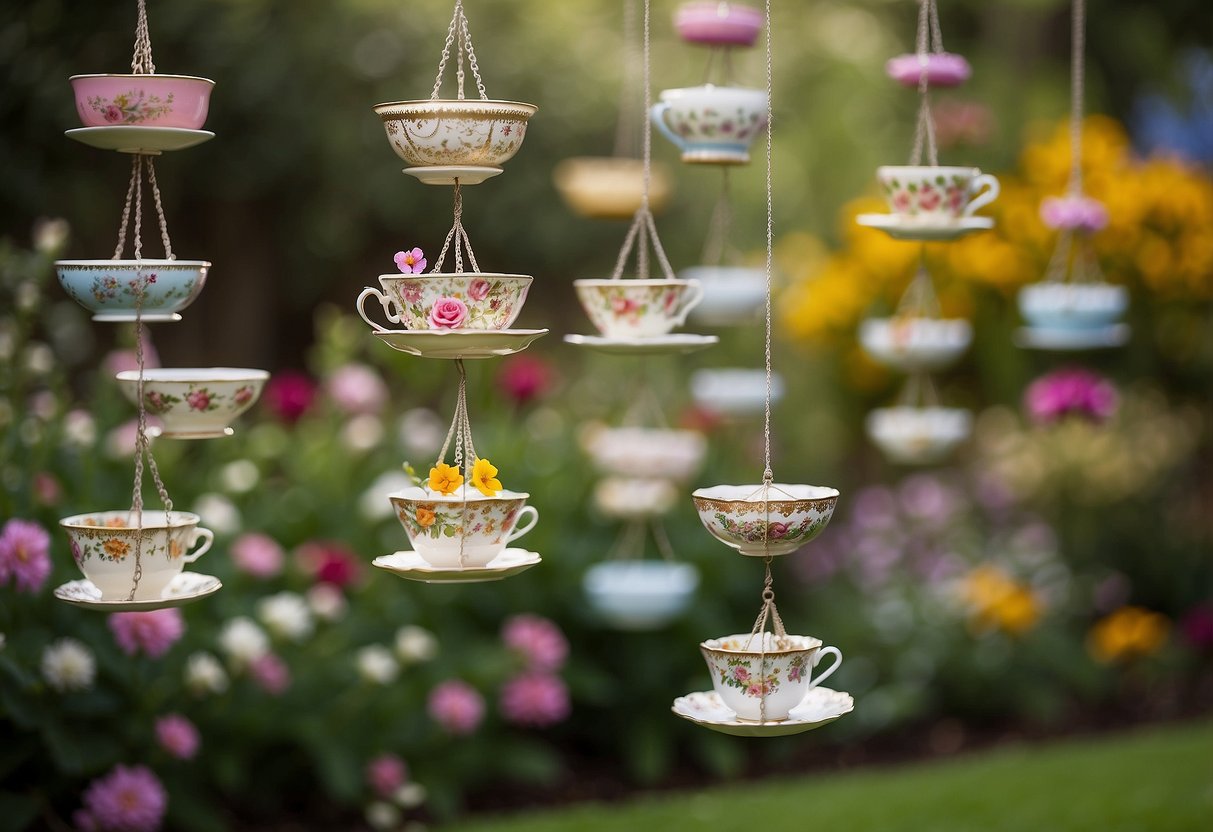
1, 0, 1212, 829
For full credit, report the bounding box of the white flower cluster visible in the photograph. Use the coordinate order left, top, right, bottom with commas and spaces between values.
41, 638, 96, 692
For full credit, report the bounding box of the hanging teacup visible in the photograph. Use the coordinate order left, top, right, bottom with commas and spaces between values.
859, 316, 972, 372
553, 158, 672, 220
866, 405, 971, 465
115, 368, 269, 438
1017, 283, 1127, 333
651, 85, 768, 165
681, 265, 766, 326
71, 74, 214, 130
55, 260, 209, 322
691, 483, 838, 557
583, 561, 699, 630
699, 632, 842, 722
358, 273, 533, 332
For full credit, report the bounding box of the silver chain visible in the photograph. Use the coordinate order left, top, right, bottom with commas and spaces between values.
430, 0, 489, 101
429, 183, 481, 274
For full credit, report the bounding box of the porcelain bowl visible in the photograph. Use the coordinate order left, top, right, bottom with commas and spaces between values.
859, 317, 972, 371
115, 368, 269, 439
361, 273, 532, 331
692, 483, 839, 556
866, 406, 971, 465
691, 368, 784, 416
70, 74, 214, 129
573, 278, 704, 338
1018, 282, 1128, 330
553, 157, 672, 219
584, 426, 706, 481
373, 99, 537, 167
701, 632, 841, 721
584, 561, 699, 630
388, 486, 538, 568
592, 477, 680, 519
55, 259, 209, 322
681, 266, 766, 326
674, 2, 763, 47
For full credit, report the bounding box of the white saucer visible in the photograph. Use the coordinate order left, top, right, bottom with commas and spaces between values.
92, 312, 182, 323
148, 426, 235, 440
373, 328, 548, 359
54, 572, 222, 611
66, 127, 215, 154
856, 214, 994, 241
563, 333, 719, 355
1015, 323, 1130, 350
671, 687, 854, 737
403, 166, 503, 186
373, 548, 541, 584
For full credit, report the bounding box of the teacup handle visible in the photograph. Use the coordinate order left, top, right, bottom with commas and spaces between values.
671, 280, 705, 326
505, 506, 539, 544
649, 103, 687, 152
181, 527, 214, 563
964, 174, 1000, 216
356, 286, 401, 333
807, 646, 842, 690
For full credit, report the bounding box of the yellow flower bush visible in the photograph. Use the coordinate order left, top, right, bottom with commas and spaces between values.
1088, 606, 1170, 664
471, 458, 502, 497
958, 565, 1043, 637
428, 462, 463, 496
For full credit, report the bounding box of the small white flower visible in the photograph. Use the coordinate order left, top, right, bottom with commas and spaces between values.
193, 493, 241, 536
356, 645, 399, 685
41, 638, 96, 692
340, 414, 384, 453
398, 408, 444, 458
220, 459, 261, 494
394, 626, 438, 665
63, 410, 96, 448
366, 801, 401, 831
16, 282, 40, 312
185, 651, 229, 695
219, 617, 269, 668
306, 584, 347, 622
360, 470, 413, 521
393, 782, 427, 809
33, 218, 70, 254
257, 592, 314, 642
23, 342, 54, 376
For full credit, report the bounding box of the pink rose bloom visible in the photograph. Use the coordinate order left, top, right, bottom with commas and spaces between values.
467, 278, 491, 301
295, 540, 361, 588
185, 390, 211, 411
103, 334, 160, 376
1040, 194, 1109, 233
502, 614, 568, 672
428, 297, 468, 329
155, 713, 200, 760
394, 247, 427, 274
0, 518, 52, 594
427, 680, 485, 735
250, 652, 291, 695
499, 673, 570, 728
231, 533, 284, 578
766, 522, 790, 540
103, 105, 124, 123
108, 609, 185, 659
886, 52, 971, 88
1025, 367, 1119, 425
325, 363, 388, 415
497, 355, 555, 405
263, 371, 317, 424
918, 185, 941, 211
365, 753, 408, 798
77, 764, 167, 832
892, 191, 912, 212
233, 386, 254, 406
610, 296, 639, 315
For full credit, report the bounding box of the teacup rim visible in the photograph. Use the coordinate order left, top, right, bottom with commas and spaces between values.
877, 164, 982, 176
691, 483, 840, 503
389, 487, 530, 502
700, 632, 823, 656
115, 368, 269, 384
660, 83, 767, 96
574, 278, 698, 288
70, 73, 215, 85
60, 510, 201, 530
55, 259, 211, 268
376, 272, 533, 283
372, 98, 538, 115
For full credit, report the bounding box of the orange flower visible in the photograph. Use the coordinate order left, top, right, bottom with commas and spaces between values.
428, 462, 463, 495
103, 538, 130, 559
1088, 606, 1169, 664
959, 565, 1043, 637
471, 457, 502, 497
416, 506, 437, 528
169, 538, 184, 558
105, 516, 128, 528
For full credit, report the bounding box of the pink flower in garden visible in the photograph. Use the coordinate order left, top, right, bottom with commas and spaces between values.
0, 518, 52, 593
103, 334, 160, 376
501, 614, 568, 672
497, 355, 555, 405
1040, 194, 1109, 233
185, 390, 211, 411
499, 673, 570, 728
230, 533, 284, 579
263, 370, 317, 424
365, 753, 408, 798
103, 105, 124, 123
1180, 605, 1213, 651
33, 472, 62, 506
428, 297, 468, 329
325, 363, 388, 415
77, 764, 167, 832
108, 609, 185, 659
1025, 367, 1119, 425
467, 278, 491, 301
155, 714, 200, 760
898, 474, 963, 526
296, 540, 361, 588
250, 652, 291, 695
933, 100, 994, 149
427, 680, 485, 735
394, 247, 426, 274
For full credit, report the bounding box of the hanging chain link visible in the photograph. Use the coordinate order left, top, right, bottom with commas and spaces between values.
909, 0, 940, 166
429, 183, 482, 274
131, 0, 156, 75
614, 0, 641, 158
430, 0, 489, 101
1068, 0, 1086, 196
700, 169, 738, 266
762, 0, 775, 484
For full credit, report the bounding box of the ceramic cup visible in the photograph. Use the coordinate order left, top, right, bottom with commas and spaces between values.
592, 478, 680, 520
583, 426, 706, 481
60, 510, 214, 601
650, 85, 768, 165
55, 260, 210, 322
877, 166, 999, 222
70, 74, 214, 129
866, 406, 972, 465
859, 317, 973, 371
357, 273, 532, 332
373, 99, 537, 167
680, 266, 766, 325
1017, 282, 1128, 330
115, 368, 270, 438
573, 279, 704, 338
692, 483, 839, 556
389, 486, 538, 568
584, 561, 700, 630
700, 632, 842, 721
690, 368, 784, 416
674, 2, 763, 47
553, 157, 672, 220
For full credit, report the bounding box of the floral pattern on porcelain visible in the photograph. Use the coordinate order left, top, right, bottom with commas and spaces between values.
375, 101, 537, 167
395, 500, 520, 544
666, 105, 766, 143
373, 274, 531, 331
881, 172, 970, 217
87, 89, 176, 124
573, 280, 703, 338
388, 488, 538, 568
115, 370, 268, 436
55, 261, 209, 317
692, 484, 839, 556
699, 633, 841, 721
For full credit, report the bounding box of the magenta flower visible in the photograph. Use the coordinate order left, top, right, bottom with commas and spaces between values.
497, 355, 555, 406
365, 753, 408, 798
230, 533, 284, 579
263, 370, 317, 424
885, 52, 972, 88
77, 764, 167, 832
155, 714, 200, 760
427, 680, 485, 735
250, 652, 291, 695
1025, 367, 1119, 425
1040, 194, 1109, 233
467, 278, 491, 301
295, 540, 361, 588
103, 105, 124, 123
0, 518, 52, 594
108, 609, 185, 659
394, 247, 426, 274
428, 297, 468, 329
185, 390, 211, 411
1181, 605, 1213, 651
501, 614, 568, 672
499, 673, 570, 728
325, 363, 388, 415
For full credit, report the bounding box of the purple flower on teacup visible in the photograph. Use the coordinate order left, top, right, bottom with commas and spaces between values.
429, 297, 468, 329
103, 104, 123, 123
394, 247, 426, 274
468, 278, 491, 301
69, 537, 82, 565
401, 282, 423, 303
186, 390, 212, 411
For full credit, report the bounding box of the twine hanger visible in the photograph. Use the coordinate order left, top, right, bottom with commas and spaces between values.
429, 183, 481, 274
746, 556, 789, 723
114, 155, 175, 260
613, 0, 642, 159
131, 0, 156, 75
431, 0, 489, 101
895, 255, 943, 319
700, 169, 743, 267
433, 359, 481, 568
607, 517, 677, 562
908, 0, 946, 167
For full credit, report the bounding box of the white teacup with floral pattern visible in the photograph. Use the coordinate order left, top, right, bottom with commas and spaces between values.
60, 510, 214, 601
358, 273, 532, 332
877, 166, 1000, 222
691, 483, 839, 556
389, 486, 539, 568
115, 368, 269, 438
701, 632, 842, 721
651, 85, 768, 164
573, 279, 704, 338
373, 99, 537, 168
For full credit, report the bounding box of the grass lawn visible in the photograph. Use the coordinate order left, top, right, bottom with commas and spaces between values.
460, 719, 1213, 832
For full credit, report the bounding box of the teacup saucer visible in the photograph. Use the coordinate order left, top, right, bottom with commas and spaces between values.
53, 572, 222, 611
373, 329, 548, 359
91, 311, 183, 323
402, 165, 504, 186
1015, 324, 1130, 351
563, 333, 719, 355
65, 126, 216, 154
373, 548, 542, 584
671, 687, 854, 737
147, 426, 235, 440
856, 214, 994, 242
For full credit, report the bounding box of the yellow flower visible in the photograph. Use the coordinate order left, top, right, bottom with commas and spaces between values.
1088, 606, 1169, 664
428, 462, 463, 495
471, 457, 502, 496
959, 565, 1043, 637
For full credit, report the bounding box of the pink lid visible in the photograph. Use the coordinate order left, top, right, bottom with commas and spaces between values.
674, 2, 763, 47
886, 53, 971, 88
